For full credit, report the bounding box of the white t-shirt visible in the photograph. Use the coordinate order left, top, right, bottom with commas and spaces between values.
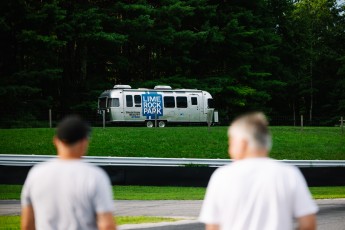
199, 158, 318, 230
21, 159, 114, 230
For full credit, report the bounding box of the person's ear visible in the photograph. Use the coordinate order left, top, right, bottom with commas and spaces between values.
241, 138, 248, 151
236, 138, 248, 160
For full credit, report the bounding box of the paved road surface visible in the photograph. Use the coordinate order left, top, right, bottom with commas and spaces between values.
1, 199, 344, 230
317, 199, 345, 230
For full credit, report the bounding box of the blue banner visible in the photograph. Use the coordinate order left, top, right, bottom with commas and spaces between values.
142, 92, 163, 119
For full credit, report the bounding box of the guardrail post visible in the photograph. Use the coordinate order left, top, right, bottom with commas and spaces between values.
49, 109, 52, 128
301, 115, 303, 131
207, 109, 214, 133
293, 113, 296, 126
340, 117, 344, 134
102, 110, 105, 129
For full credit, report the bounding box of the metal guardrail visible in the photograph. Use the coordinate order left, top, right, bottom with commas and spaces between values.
0, 154, 345, 168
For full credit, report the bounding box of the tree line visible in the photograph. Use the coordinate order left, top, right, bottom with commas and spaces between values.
0, 0, 344, 126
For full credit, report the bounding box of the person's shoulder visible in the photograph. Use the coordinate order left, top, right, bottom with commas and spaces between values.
30, 158, 57, 171
81, 162, 112, 187
268, 158, 296, 168
27, 159, 58, 176
207, 163, 242, 187
211, 164, 234, 179
267, 158, 301, 174
79, 161, 109, 177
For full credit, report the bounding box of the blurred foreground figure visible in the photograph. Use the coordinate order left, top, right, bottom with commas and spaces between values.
21, 115, 116, 230
199, 112, 318, 230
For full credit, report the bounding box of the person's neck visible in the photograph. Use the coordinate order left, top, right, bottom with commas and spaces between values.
243, 149, 268, 159
57, 151, 82, 160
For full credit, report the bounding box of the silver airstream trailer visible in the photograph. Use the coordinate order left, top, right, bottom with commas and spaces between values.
98, 85, 215, 127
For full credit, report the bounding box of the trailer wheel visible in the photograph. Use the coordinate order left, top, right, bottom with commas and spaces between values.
146, 121, 154, 128
158, 121, 166, 128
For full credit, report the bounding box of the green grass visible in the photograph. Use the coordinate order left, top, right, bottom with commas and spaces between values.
0, 185, 206, 200
0, 216, 178, 229
113, 186, 206, 200
0, 126, 345, 159
0, 216, 19, 229
0, 185, 20, 200
1, 185, 344, 200
310, 186, 345, 199
116, 216, 178, 225
270, 127, 345, 160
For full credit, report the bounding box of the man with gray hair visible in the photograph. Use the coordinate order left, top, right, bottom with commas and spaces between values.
199, 112, 318, 230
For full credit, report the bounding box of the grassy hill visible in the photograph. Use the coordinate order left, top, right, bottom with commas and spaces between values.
0, 126, 344, 160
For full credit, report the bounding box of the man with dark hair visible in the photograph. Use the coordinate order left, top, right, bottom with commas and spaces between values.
199, 112, 318, 230
21, 115, 116, 230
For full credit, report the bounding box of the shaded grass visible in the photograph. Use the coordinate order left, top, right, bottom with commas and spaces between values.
0, 126, 345, 159
0, 216, 178, 229
1, 185, 344, 200
0, 185, 20, 200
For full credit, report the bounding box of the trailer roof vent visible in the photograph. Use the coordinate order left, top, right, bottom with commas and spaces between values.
113, 85, 132, 89
154, 85, 172, 90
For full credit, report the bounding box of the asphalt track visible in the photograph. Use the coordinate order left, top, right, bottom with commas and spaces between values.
1, 199, 344, 229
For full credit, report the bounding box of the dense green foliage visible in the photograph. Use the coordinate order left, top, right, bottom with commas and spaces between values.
0, 126, 344, 159
1, 184, 344, 200
0, 0, 344, 126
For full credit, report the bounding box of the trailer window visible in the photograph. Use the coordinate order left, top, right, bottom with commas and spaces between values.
126, 95, 133, 107
108, 98, 120, 107
176, 97, 187, 108
99, 98, 107, 108
164, 96, 175, 108
134, 95, 141, 107
191, 97, 198, 105
208, 98, 214, 108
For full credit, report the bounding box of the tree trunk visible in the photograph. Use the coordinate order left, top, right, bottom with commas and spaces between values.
80, 40, 88, 83
293, 100, 296, 126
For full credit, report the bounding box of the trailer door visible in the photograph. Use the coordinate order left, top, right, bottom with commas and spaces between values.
189, 95, 200, 122
107, 97, 124, 121
124, 94, 142, 121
